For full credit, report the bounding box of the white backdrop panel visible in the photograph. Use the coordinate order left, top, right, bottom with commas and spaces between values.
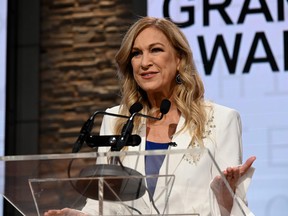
148, 0, 288, 215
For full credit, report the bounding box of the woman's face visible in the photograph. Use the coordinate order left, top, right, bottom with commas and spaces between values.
131, 27, 180, 97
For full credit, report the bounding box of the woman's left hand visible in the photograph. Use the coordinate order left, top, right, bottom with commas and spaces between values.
44, 208, 87, 216
211, 156, 256, 215
223, 156, 256, 192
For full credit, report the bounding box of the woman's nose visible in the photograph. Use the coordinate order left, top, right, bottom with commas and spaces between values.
140, 53, 153, 69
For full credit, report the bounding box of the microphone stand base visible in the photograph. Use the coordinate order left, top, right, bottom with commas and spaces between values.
75, 164, 146, 201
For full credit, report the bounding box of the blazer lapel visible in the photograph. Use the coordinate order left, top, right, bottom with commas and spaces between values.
163, 115, 192, 174
133, 115, 193, 176
153, 115, 193, 206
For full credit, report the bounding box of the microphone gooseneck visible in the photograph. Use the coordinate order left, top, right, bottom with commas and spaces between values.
113, 103, 144, 151
113, 99, 171, 151
72, 118, 94, 153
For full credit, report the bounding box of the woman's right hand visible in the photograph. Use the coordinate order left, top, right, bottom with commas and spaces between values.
44, 208, 87, 216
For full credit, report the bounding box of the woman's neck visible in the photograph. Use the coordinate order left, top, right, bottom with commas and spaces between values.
146, 92, 174, 109
146, 104, 180, 143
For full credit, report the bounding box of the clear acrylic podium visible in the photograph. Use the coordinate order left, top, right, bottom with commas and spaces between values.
0, 148, 242, 216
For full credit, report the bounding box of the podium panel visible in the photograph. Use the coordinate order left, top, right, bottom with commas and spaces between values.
30, 175, 180, 216
0, 149, 244, 215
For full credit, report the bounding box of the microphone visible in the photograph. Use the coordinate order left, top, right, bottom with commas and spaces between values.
129, 102, 143, 115
72, 111, 130, 153
72, 117, 94, 153
160, 98, 171, 115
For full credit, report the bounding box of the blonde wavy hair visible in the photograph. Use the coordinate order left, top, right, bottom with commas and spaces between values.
114, 17, 207, 145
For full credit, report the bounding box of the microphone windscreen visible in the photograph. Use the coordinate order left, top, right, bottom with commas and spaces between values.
129, 102, 143, 114
160, 99, 171, 114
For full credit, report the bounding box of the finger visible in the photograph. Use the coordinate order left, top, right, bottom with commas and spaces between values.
226, 167, 233, 178
240, 156, 256, 175
44, 210, 61, 216
226, 166, 241, 180
226, 166, 238, 175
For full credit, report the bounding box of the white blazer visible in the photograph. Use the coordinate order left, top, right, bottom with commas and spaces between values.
82, 102, 255, 216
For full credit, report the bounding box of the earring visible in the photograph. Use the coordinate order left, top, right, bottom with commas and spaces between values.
176, 74, 182, 84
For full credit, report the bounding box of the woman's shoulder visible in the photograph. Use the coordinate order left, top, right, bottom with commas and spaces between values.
204, 100, 240, 119
105, 105, 121, 113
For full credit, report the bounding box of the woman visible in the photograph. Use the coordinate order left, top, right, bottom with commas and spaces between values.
45, 17, 256, 216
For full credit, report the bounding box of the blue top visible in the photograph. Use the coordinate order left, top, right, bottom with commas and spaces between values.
145, 140, 169, 197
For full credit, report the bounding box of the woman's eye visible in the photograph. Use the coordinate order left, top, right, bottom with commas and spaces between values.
151, 47, 163, 53
131, 50, 141, 57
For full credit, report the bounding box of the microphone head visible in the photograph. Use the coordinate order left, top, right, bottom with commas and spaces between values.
160, 99, 171, 114
129, 102, 143, 114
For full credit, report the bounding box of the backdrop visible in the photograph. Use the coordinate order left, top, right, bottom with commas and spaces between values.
148, 0, 288, 215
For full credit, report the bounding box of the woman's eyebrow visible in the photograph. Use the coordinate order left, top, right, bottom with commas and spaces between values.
132, 42, 165, 50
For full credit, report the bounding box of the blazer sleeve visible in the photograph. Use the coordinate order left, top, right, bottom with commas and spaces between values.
210, 104, 255, 216
99, 106, 120, 135
96, 106, 122, 163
